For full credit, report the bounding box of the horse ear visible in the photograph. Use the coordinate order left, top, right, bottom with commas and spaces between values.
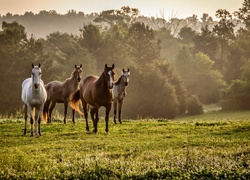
127, 68, 130, 72
38, 63, 41, 68
112, 64, 115, 69
75, 65, 77, 68
32, 63, 34, 68
122, 68, 125, 72
105, 64, 108, 69
80, 64, 82, 68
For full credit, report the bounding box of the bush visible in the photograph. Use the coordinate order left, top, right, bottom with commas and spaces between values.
123, 66, 180, 119
220, 79, 250, 110
186, 95, 203, 115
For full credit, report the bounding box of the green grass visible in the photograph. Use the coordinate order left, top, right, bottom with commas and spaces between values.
0, 111, 250, 179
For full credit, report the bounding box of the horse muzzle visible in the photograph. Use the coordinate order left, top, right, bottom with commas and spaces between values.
34, 83, 40, 89
108, 83, 114, 89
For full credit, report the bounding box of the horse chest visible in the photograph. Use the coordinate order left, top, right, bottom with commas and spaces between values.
27, 94, 45, 106
92, 90, 113, 106
114, 85, 126, 101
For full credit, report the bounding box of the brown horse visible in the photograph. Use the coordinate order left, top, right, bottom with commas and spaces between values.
113, 68, 130, 124
70, 64, 115, 133
43, 65, 82, 124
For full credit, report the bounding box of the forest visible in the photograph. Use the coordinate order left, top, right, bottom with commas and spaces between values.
1, 0, 250, 119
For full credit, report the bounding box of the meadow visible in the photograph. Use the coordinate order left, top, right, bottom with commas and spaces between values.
0, 111, 250, 179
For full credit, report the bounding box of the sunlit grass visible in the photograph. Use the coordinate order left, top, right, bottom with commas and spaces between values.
0, 111, 250, 179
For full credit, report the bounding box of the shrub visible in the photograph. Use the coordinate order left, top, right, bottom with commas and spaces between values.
186, 95, 203, 115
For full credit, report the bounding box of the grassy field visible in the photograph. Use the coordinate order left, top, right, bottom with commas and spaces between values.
0, 111, 250, 179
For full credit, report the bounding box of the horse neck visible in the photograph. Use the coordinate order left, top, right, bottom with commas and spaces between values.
96, 72, 109, 90
66, 76, 79, 90
116, 76, 126, 91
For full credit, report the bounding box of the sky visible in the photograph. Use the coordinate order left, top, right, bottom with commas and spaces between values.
0, 0, 244, 19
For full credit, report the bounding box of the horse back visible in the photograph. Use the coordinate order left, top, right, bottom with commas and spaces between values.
80, 76, 98, 106
45, 81, 65, 102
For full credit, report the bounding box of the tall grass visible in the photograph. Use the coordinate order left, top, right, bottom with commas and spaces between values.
0, 111, 250, 179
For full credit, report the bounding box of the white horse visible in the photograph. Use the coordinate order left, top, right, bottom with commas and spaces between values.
113, 68, 130, 124
21, 63, 47, 136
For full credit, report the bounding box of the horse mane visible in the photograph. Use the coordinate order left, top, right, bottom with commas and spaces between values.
114, 76, 122, 85
96, 71, 107, 88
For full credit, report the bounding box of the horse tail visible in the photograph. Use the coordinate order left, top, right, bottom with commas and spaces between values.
70, 90, 83, 115
42, 100, 49, 123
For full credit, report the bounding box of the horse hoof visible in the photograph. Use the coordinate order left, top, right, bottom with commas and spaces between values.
92, 129, 97, 134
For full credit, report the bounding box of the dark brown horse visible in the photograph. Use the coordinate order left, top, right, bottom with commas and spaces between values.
70, 64, 115, 133
43, 65, 82, 124
113, 68, 130, 124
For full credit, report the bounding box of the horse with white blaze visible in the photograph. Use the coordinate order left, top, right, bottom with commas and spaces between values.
21, 63, 47, 136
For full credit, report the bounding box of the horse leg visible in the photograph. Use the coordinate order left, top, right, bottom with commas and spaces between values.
34, 109, 39, 136
82, 100, 89, 131
63, 101, 68, 124
90, 108, 96, 133
118, 100, 123, 124
23, 104, 27, 135
95, 110, 100, 133
113, 99, 117, 124
72, 109, 75, 124
38, 106, 43, 136
105, 104, 111, 134
48, 101, 56, 123
29, 107, 34, 137
38, 116, 41, 136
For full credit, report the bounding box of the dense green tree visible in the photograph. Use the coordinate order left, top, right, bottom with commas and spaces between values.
0, 21, 29, 114
220, 0, 250, 110
200, 13, 213, 28
213, 9, 235, 74
99, 24, 132, 70
122, 66, 179, 119
155, 28, 181, 61
46, 32, 95, 80
79, 24, 102, 70
94, 6, 139, 26
126, 21, 160, 68
178, 26, 197, 44
175, 48, 226, 104
193, 25, 218, 61
234, 0, 250, 29
156, 61, 187, 114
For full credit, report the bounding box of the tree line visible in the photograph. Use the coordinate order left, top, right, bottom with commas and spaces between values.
1, 1, 250, 118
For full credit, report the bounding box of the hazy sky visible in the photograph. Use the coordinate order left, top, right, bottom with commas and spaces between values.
0, 0, 244, 19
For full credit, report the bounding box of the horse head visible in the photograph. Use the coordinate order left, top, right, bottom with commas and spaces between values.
31, 63, 42, 90
122, 68, 130, 86
104, 64, 115, 89
73, 64, 83, 82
